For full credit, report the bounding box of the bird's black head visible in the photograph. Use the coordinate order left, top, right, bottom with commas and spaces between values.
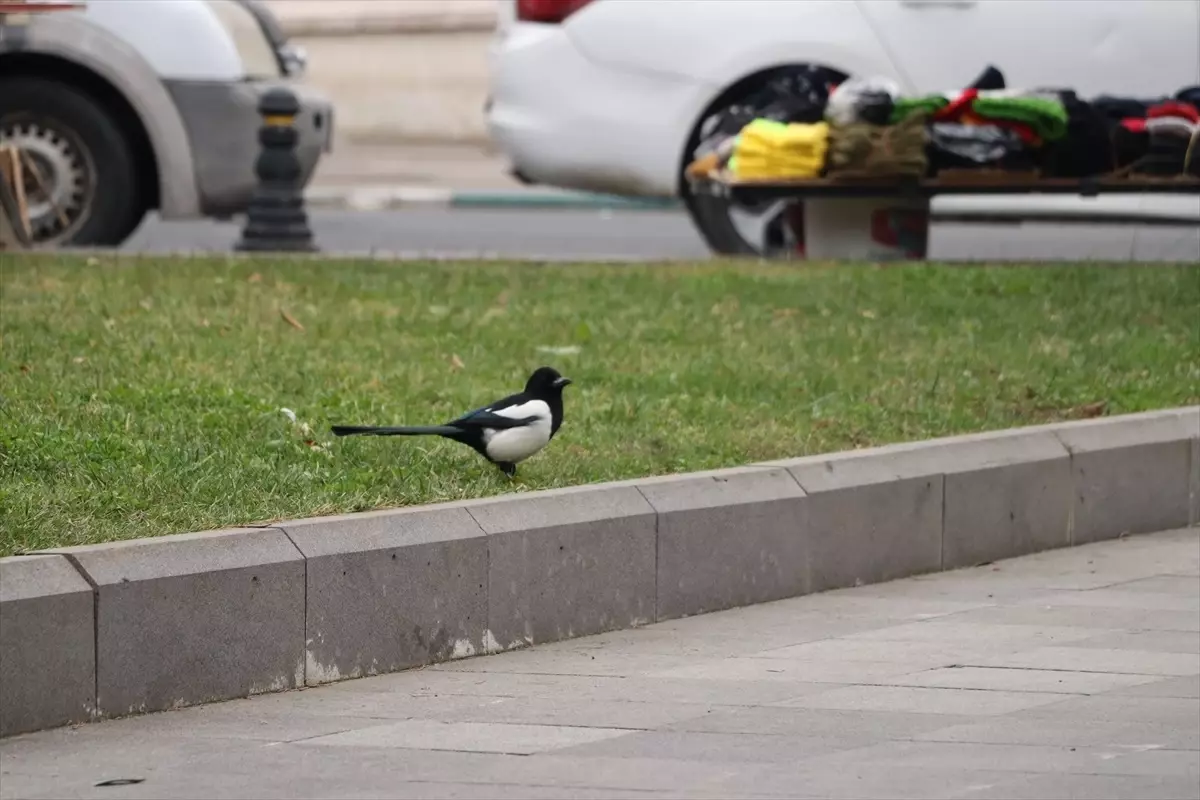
525, 365, 572, 396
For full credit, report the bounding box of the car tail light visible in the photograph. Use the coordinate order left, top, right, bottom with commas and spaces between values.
516, 0, 594, 24
0, 1, 85, 12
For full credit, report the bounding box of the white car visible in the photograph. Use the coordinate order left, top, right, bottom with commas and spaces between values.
0, 0, 332, 247
486, 0, 1200, 256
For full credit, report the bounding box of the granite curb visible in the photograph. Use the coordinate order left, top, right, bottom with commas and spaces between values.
2, 406, 1197, 738
303, 186, 1200, 222
304, 185, 683, 213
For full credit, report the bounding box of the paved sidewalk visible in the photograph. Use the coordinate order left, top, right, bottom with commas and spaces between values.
303, 144, 1200, 223
306, 143, 682, 211
3, 528, 1198, 800
312, 143, 521, 191
266, 0, 497, 36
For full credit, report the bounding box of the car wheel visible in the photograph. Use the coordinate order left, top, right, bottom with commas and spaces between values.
0, 77, 146, 248
680, 65, 845, 258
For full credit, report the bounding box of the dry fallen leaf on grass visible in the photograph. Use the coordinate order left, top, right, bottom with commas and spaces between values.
280, 308, 304, 331
1071, 401, 1108, 419
450, 354, 466, 370
303, 439, 331, 456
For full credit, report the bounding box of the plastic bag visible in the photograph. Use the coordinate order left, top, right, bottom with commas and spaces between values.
928, 123, 1023, 166
825, 76, 901, 125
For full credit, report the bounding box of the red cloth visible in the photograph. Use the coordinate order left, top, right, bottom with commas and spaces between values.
932, 88, 1042, 145
1146, 101, 1200, 123
932, 88, 979, 122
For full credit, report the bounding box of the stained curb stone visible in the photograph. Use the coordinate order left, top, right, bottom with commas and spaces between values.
786, 454, 943, 592
280, 506, 487, 686
1054, 409, 1199, 543
466, 485, 656, 650
636, 467, 809, 621
0, 555, 95, 737
46, 529, 305, 717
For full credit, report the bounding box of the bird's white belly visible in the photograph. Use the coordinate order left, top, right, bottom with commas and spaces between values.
484, 418, 552, 463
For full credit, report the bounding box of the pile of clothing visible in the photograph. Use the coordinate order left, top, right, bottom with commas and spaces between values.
687, 86, 930, 182
1085, 94, 1200, 178
686, 64, 1200, 183
724, 119, 830, 179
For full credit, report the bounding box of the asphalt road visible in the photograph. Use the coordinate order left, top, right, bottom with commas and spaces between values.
121, 208, 1200, 263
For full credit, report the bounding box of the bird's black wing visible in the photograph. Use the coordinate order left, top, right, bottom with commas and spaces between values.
452, 410, 539, 430
447, 394, 539, 431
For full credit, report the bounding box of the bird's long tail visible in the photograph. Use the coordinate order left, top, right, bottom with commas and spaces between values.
330, 425, 460, 437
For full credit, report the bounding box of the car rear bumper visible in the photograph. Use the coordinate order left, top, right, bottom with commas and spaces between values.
485, 24, 710, 198
165, 78, 334, 218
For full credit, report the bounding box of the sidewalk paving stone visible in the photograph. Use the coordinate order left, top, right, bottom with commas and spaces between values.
2, 527, 1197, 800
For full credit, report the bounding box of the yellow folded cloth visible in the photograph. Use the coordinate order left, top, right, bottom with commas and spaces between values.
729, 119, 830, 179
738, 119, 831, 153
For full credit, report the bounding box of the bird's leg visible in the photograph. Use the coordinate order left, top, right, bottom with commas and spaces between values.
496, 461, 518, 480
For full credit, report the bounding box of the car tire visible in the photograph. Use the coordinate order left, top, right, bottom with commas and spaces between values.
679, 65, 844, 257
682, 183, 761, 256
0, 76, 146, 247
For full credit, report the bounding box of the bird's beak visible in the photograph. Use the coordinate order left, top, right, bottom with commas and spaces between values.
553, 376, 573, 388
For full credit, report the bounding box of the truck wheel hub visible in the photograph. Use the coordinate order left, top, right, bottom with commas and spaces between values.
0, 120, 90, 242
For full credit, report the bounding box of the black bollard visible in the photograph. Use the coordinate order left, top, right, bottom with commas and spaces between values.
236, 88, 317, 253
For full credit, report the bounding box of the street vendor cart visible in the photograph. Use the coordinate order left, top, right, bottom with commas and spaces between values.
685, 71, 1200, 260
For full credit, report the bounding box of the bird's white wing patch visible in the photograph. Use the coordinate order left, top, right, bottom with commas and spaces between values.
492, 400, 550, 422
484, 399, 552, 463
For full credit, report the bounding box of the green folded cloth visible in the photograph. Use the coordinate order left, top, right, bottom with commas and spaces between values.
890, 95, 948, 123
971, 95, 1069, 141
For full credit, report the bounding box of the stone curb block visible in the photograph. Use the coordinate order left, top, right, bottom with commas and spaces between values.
1191, 430, 1200, 527
278, 506, 488, 687
463, 485, 657, 650
34, 529, 305, 722
819, 430, 1072, 571
0, 555, 95, 738
1052, 406, 1199, 542
784, 455, 943, 594
635, 467, 809, 621
303, 186, 683, 213
1, 407, 1196, 737
302, 187, 1200, 221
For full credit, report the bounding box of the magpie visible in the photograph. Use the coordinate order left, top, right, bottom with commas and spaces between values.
331, 366, 573, 477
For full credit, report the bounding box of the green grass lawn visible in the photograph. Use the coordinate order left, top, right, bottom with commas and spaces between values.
1, 255, 1197, 555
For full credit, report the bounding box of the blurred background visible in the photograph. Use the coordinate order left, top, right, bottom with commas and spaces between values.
266, 0, 517, 193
